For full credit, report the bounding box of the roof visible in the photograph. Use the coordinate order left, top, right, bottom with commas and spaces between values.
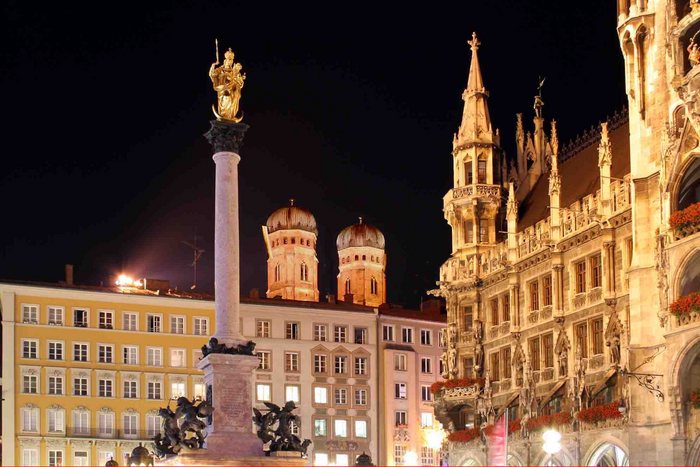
518, 119, 630, 230
378, 304, 446, 323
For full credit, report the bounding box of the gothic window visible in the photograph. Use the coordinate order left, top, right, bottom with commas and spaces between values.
677, 157, 700, 211
274, 264, 281, 282
464, 221, 474, 243
501, 293, 510, 322
543, 275, 552, 306
465, 161, 473, 185
591, 254, 602, 288
478, 219, 488, 243
477, 159, 487, 184
490, 299, 499, 326
529, 280, 539, 311
370, 277, 377, 295
501, 347, 512, 379
345, 278, 351, 294
300, 262, 308, 281
529, 336, 541, 371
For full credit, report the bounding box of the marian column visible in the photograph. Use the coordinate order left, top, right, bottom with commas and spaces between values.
197, 46, 261, 459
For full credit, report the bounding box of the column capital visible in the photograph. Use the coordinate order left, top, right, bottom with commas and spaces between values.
204, 120, 249, 154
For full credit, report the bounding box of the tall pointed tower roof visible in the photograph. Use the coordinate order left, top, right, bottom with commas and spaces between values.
456, 32, 495, 147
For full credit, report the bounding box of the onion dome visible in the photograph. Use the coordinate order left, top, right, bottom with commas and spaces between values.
336, 217, 385, 250
266, 199, 318, 235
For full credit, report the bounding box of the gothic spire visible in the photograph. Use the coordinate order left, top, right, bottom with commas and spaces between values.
456, 32, 494, 147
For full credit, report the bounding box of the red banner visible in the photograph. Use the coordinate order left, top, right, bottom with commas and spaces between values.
487, 412, 508, 466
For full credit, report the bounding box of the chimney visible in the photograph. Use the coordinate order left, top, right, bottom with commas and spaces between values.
65, 264, 74, 286
249, 288, 260, 299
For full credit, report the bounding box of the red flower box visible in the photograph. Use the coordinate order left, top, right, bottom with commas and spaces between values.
430, 377, 485, 394
669, 292, 700, 317
576, 402, 623, 424
447, 428, 479, 443
525, 411, 571, 432
670, 201, 700, 230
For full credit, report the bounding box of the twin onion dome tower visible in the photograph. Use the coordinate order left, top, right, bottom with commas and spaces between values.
262, 199, 387, 307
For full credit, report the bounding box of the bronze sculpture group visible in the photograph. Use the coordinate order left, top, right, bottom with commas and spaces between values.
152, 396, 214, 458
253, 401, 312, 457
200, 336, 256, 357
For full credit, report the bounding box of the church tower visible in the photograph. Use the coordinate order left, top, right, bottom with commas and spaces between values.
263, 200, 319, 301
336, 218, 386, 307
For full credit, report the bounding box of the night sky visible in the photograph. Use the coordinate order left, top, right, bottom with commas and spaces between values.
1, 1, 626, 308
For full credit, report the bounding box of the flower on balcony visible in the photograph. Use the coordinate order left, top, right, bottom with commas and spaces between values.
669, 292, 700, 317
430, 377, 485, 394
525, 411, 572, 432
447, 428, 479, 443
670, 201, 700, 230
690, 390, 700, 409
576, 402, 623, 424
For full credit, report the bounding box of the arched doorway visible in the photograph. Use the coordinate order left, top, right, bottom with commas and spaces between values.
587, 443, 629, 466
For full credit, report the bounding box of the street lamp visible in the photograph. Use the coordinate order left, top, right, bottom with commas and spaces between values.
404, 450, 418, 466
542, 429, 562, 466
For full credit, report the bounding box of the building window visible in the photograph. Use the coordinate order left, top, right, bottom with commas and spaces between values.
48, 407, 65, 433
148, 381, 162, 400
123, 380, 138, 398
355, 389, 367, 405
465, 161, 473, 184
394, 383, 407, 399
48, 375, 64, 395
592, 317, 604, 355
334, 325, 347, 343
314, 386, 328, 404
490, 298, 499, 325
394, 410, 407, 427
354, 356, 367, 375
194, 382, 205, 400
300, 262, 309, 281
48, 450, 63, 467
74, 308, 88, 327
122, 312, 137, 331
274, 263, 281, 282
478, 219, 488, 243
314, 354, 327, 373
345, 278, 351, 294
334, 419, 348, 437
501, 347, 512, 379
477, 159, 487, 183
171, 348, 186, 367
395, 445, 407, 465
314, 419, 327, 436
285, 352, 300, 372
257, 320, 271, 338
258, 350, 271, 370
502, 293, 510, 322
335, 388, 348, 405
463, 305, 473, 331
464, 220, 474, 243
98, 379, 113, 397
123, 346, 138, 365
421, 385, 433, 401
256, 383, 271, 402
23, 375, 38, 394
354, 327, 367, 344
383, 325, 395, 341
22, 449, 39, 466
543, 333, 554, 368
591, 254, 603, 288
314, 324, 328, 341
98, 310, 113, 329
170, 316, 185, 334
21, 407, 38, 432
22, 304, 39, 323
370, 276, 378, 294
420, 329, 432, 346
147, 314, 161, 333
490, 352, 500, 381
146, 347, 162, 366
48, 306, 64, 325
171, 382, 186, 399
123, 413, 138, 437
286, 321, 300, 340
543, 275, 553, 307
463, 357, 474, 378
575, 321, 589, 358
394, 353, 407, 371
402, 327, 414, 343
22, 339, 38, 359
575, 260, 587, 294
285, 384, 300, 403
146, 413, 160, 437
421, 447, 437, 466
334, 355, 347, 374
73, 377, 88, 396
98, 344, 114, 363
355, 419, 368, 438
193, 317, 208, 336
74, 343, 89, 362
421, 356, 433, 374
421, 412, 433, 428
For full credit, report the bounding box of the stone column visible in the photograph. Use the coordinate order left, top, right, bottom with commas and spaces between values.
204, 119, 249, 346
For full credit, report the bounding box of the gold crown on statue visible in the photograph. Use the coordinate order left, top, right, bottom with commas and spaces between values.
224, 48, 234, 60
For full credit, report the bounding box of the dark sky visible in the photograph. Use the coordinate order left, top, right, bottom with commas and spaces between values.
0, 1, 626, 308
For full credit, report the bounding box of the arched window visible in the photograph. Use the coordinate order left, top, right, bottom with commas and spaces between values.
587, 443, 629, 466
300, 262, 308, 282
370, 277, 377, 295
678, 157, 700, 211
345, 278, 351, 294
274, 264, 281, 282
362, 255, 366, 261
283, 237, 288, 244
355, 255, 359, 261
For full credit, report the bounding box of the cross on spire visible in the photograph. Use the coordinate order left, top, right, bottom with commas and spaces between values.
468, 31, 480, 52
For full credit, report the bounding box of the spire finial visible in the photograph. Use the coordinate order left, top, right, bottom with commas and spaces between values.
551, 119, 559, 158
468, 32, 481, 52
358, 216, 363, 225
289, 198, 295, 206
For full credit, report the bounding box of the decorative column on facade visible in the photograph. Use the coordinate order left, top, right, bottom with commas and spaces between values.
598, 122, 613, 218
603, 241, 617, 298
548, 121, 562, 243
507, 183, 518, 263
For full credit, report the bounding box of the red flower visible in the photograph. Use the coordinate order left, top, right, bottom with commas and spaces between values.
670, 292, 700, 317
525, 411, 572, 432
447, 428, 479, 443
431, 377, 485, 394
576, 402, 623, 424
670, 201, 700, 230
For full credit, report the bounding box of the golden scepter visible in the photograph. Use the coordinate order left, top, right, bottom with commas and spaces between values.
215, 38, 219, 65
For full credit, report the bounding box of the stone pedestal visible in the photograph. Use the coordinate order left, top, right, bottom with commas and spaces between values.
198, 353, 261, 457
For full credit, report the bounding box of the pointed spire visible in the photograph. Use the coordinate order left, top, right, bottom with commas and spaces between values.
456, 32, 494, 146
549, 121, 561, 195
550, 120, 559, 160
598, 122, 612, 167
507, 182, 518, 219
